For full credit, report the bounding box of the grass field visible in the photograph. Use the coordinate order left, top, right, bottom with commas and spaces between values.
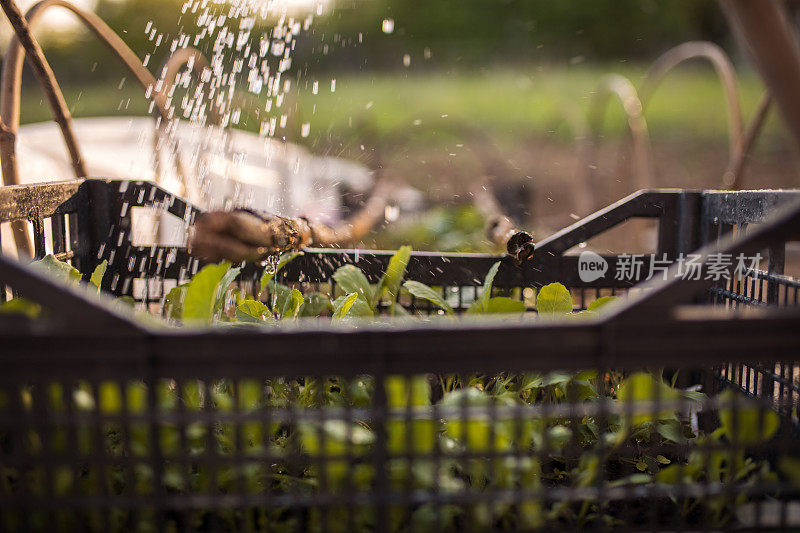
20, 64, 782, 147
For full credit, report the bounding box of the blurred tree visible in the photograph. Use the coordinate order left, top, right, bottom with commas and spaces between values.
2, 0, 730, 83
313, 0, 729, 70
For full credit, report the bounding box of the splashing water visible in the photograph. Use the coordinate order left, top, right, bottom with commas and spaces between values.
149, 0, 327, 208
262, 253, 280, 275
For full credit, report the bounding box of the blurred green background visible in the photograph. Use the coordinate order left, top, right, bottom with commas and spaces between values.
9, 0, 771, 146
14, 0, 730, 77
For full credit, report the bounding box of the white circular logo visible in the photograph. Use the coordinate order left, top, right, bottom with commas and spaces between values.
578, 250, 608, 283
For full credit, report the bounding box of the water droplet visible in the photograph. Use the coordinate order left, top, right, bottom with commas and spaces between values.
381, 18, 394, 34
384, 205, 400, 222
301, 122, 311, 137
403, 54, 411, 67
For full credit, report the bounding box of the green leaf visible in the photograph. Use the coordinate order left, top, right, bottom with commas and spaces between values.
655, 464, 683, 484
575, 453, 601, 487
466, 299, 484, 314
386, 376, 431, 408
536, 283, 572, 314
300, 293, 332, 317
213, 266, 242, 315
127, 383, 147, 413
235, 299, 271, 323
258, 251, 302, 297
575, 369, 599, 381
116, 295, 137, 307
298, 420, 374, 489
718, 389, 779, 445
270, 283, 292, 315
389, 416, 436, 455
182, 262, 232, 323
464, 262, 504, 314
0, 298, 42, 319
385, 376, 435, 454
238, 380, 262, 411
546, 425, 572, 450
99, 382, 122, 413
483, 297, 526, 314
333, 265, 374, 304
31, 254, 81, 285
519, 373, 544, 393
89, 260, 108, 291
403, 280, 454, 315
373, 245, 412, 310
480, 261, 501, 311
608, 473, 652, 487
617, 372, 680, 426
656, 455, 671, 465
531, 371, 572, 388
282, 288, 304, 318
164, 285, 187, 320
300, 420, 374, 455
439, 388, 517, 453
332, 292, 359, 319
656, 419, 687, 444
681, 389, 709, 404
586, 296, 618, 312
392, 303, 410, 317
332, 294, 374, 318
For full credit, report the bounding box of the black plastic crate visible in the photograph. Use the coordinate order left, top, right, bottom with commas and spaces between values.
1, 179, 799, 531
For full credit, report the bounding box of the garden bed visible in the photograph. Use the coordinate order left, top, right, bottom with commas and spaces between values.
0, 179, 799, 531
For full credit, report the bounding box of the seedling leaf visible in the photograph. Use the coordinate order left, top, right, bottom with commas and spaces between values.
373, 245, 412, 310
89, 260, 108, 291
403, 280, 454, 315
333, 265, 374, 304
536, 283, 573, 315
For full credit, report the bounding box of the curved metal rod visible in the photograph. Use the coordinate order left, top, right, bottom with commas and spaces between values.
1, 0, 174, 179
721, 0, 800, 151
0, 0, 84, 185
0, 0, 175, 256
723, 91, 772, 189
589, 73, 655, 191
0, 0, 84, 258
152, 47, 215, 195
639, 41, 744, 181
